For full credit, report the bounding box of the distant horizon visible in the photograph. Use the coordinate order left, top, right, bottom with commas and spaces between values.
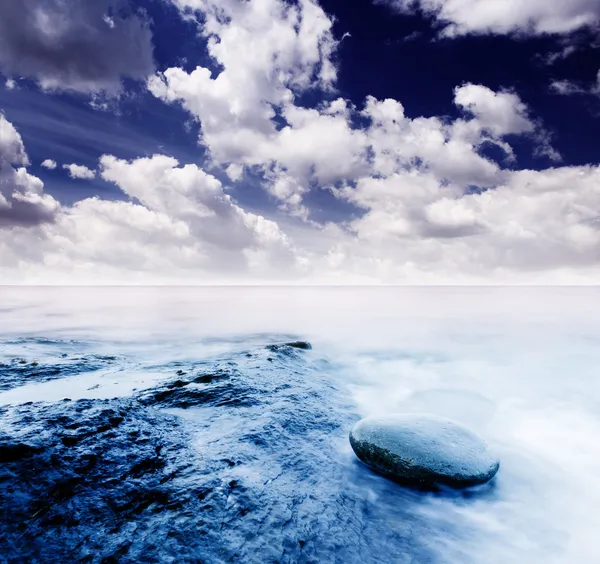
5, 283, 600, 288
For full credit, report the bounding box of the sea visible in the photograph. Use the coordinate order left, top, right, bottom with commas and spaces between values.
1, 286, 599, 563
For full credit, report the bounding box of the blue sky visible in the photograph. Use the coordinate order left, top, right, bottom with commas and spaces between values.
1, 0, 600, 284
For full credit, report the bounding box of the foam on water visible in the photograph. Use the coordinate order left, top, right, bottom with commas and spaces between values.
1, 286, 600, 563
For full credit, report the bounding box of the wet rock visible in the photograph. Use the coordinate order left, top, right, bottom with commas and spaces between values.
349, 414, 499, 489
60, 436, 82, 447
286, 341, 312, 350
192, 372, 228, 384
0, 351, 123, 392
108, 416, 124, 427
1, 342, 475, 563
0, 398, 190, 562
129, 456, 166, 478
138, 368, 256, 410
266, 341, 312, 353
0, 441, 41, 462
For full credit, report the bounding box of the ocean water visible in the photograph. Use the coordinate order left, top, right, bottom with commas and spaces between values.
1, 286, 600, 563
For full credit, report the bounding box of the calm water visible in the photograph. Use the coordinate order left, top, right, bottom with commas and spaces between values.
1, 286, 600, 563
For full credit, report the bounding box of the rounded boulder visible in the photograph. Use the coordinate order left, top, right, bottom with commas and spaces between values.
349, 414, 499, 489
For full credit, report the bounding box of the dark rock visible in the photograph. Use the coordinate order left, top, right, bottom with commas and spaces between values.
349, 414, 500, 489
193, 372, 228, 384
266, 341, 312, 353
286, 341, 312, 350
108, 416, 124, 427
61, 436, 82, 447
0, 441, 41, 462
129, 457, 166, 478
0, 352, 121, 392
167, 380, 188, 389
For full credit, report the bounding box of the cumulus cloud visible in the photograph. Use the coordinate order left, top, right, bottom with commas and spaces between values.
1, 153, 298, 283
2, 152, 600, 283
151, 1, 556, 214
336, 166, 600, 278
99, 154, 293, 262
454, 84, 560, 161
453, 84, 534, 136
0, 0, 155, 94
63, 164, 96, 180
363, 102, 491, 190
377, 0, 600, 36
0, 115, 60, 228
1, 0, 599, 283
41, 159, 57, 170
149, 0, 347, 214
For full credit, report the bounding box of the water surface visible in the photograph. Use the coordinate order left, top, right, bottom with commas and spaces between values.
1, 287, 599, 563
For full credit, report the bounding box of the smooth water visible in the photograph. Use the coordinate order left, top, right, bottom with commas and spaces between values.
1, 286, 600, 563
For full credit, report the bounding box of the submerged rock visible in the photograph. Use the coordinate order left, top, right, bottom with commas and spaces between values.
286, 341, 312, 350
349, 414, 499, 489
266, 341, 312, 353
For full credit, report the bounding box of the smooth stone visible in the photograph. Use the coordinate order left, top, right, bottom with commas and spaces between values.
349, 414, 500, 489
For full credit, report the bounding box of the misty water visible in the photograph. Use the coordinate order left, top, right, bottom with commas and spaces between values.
1, 286, 600, 563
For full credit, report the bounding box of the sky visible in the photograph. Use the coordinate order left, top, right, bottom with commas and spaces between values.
0, 0, 600, 285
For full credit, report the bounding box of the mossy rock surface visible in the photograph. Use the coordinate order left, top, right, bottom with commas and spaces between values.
350, 414, 500, 489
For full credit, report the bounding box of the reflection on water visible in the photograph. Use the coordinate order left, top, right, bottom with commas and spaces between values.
1, 287, 600, 563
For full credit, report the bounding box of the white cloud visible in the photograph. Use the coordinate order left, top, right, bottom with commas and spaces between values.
362, 95, 499, 186
1, 0, 599, 284
453, 84, 534, 137
360, 84, 558, 188
63, 163, 96, 180
377, 0, 600, 36
551, 70, 600, 97
225, 163, 244, 182
98, 154, 292, 257
151, 1, 556, 213
0, 116, 29, 166
3, 151, 600, 283
97, 154, 295, 277
1, 153, 300, 283
41, 159, 57, 170
149, 0, 348, 212
335, 166, 600, 280
0, 115, 60, 228
551, 80, 587, 96
453, 84, 560, 161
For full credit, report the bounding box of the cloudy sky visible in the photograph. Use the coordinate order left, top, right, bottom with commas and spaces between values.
1, 0, 599, 284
